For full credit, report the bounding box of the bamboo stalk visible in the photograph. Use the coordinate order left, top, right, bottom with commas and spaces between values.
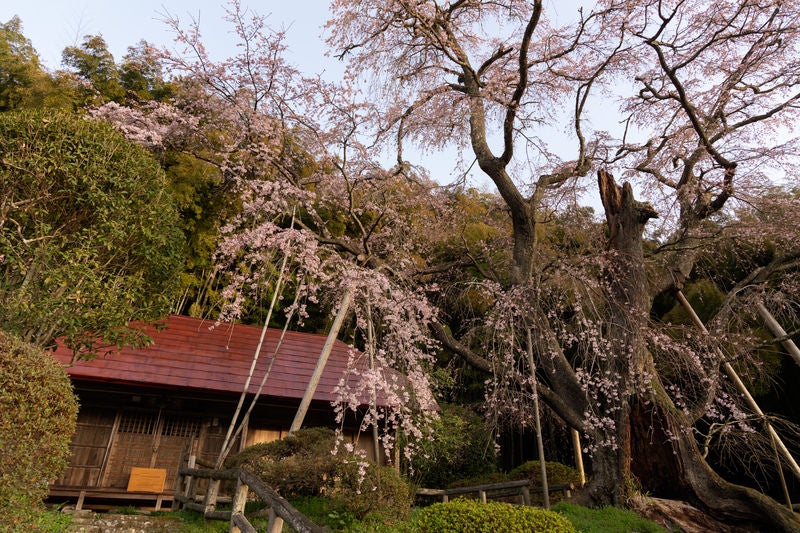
216, 209, 297, 469
215, 251, 290, 469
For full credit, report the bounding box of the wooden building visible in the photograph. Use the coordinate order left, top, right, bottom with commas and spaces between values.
48, 314, 383, 510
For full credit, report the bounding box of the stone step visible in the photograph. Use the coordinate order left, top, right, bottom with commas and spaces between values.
63, 512, 186, 533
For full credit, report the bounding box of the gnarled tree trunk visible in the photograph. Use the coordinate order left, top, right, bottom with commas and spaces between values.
594, 169, 799, 532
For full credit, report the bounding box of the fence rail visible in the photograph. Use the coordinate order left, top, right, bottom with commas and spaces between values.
173, 465, 328, 533
416, 479, 574, 506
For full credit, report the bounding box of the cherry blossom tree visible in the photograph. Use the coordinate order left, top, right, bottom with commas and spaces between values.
328, 0, 800, 529
89, 0, 800, 528
94, 1, 442, 470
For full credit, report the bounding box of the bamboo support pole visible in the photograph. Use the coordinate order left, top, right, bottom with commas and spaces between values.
571, 429, 586, 487
216, 252, 290, 469
755, 300, 800, 369
290, 286, 355, 433
676, 291, 800, 482
527, 329, 550, 509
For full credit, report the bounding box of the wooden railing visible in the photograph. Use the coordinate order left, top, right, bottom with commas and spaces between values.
416, 479, 574, 506
173, 465, 328, 533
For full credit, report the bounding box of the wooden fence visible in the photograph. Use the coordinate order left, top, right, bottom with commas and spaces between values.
173, 464, 328, 533
172, 439, 571, 533
416, 479, 574, 506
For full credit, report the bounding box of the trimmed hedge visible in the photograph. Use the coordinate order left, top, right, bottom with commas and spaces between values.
226, 427, 338, 496
0, 331, 79, 531
508, 460, 582, 486
226, 427, 413, 520
417, 499, 577, 533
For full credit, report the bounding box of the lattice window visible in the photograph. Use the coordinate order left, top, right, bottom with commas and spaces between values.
118, 412, 159, 434
161, 416, 200, 438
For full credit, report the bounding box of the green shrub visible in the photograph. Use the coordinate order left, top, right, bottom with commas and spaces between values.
417, 499, 577, 533
0, 331, 79, 531
226, 427, 339, 496
508, 460, 582, 505
227, 427, 413, 521
405, 404, 498, 488
508, 460, 582, 486
332, 461, 413, 521
446, 471, 511, 489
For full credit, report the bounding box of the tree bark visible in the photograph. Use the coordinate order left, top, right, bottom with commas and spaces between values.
594, 169, 800, 532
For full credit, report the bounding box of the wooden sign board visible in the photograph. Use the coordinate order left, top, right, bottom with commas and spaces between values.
126, 467, 167, 493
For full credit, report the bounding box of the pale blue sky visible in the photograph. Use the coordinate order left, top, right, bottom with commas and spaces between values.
2, 1, 596, 193
2, 1, 335, 74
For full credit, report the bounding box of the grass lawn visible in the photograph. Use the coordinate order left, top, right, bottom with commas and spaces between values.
40, 499, 670, 532
552, 501, 671, 533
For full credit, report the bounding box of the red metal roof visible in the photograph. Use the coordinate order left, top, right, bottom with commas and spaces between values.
51, 315, 367, 404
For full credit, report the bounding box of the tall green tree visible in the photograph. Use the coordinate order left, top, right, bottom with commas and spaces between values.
0, 17, 40, 110
0, 110, 184, 352
62, 34, 125, 103
0, 17, 57, 110
119, 40, 174, 101
0, 17, 85, 111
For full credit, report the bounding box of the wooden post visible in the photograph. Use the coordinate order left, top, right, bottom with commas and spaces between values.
289, 286, 354, 433
527, 329, 550, 509
677, 291, 800, 481
571, 429, 586, 487
229, 477, 249, 533
479, 489, 487, 503
770, 432, 794, 512
756, 300, 800, 368
184, 455, 197, 501
204, 479, 221, 515
366, 304, 382, 464
267, 508, 280, 533
173, 441, 191, 510
521, 485, 531, 506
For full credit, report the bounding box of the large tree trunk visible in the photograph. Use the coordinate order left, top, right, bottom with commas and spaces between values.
594, 169, 799, 532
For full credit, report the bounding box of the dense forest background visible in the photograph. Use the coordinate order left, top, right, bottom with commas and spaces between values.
2, 1, 800, 530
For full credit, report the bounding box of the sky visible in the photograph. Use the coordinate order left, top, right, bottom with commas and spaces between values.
2, 0, 593, 195
2, 1, 335, 72
3, 0, 491, 185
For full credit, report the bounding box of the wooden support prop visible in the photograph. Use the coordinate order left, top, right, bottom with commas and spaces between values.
267, 508, 280, 533
571, 429, 586, 487
173, 442, 190, 511
756, 300, 800, 369
184, 455, 197, 502
521, 485, 531, 506
527, 329, 550, 509
676, 291, 800, 482
290, 286, 355, 433
204, 479, 221, 515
